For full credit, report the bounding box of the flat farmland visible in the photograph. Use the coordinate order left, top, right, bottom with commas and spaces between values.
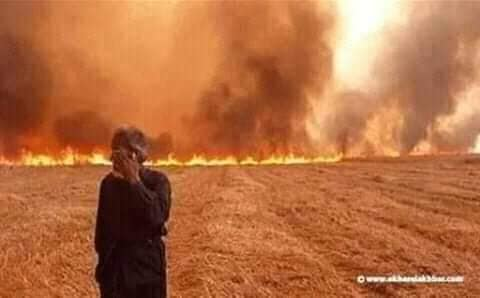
0, 155, 479, 297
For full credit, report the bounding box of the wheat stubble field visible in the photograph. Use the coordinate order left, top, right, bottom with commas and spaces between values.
0, 155, 479, 297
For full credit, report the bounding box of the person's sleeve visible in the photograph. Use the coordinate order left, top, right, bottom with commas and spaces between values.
162, 173, 172, 222
128, 172, 171, 228
94, 179, 107, 254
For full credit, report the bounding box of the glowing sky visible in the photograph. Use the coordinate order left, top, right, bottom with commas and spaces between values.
335, 0, 405, 89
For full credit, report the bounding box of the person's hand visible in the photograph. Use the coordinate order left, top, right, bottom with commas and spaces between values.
112, 149, 140, 183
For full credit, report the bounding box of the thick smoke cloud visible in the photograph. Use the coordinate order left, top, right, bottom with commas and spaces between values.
0, 3, 52, 157
0, 1, 180, 157
149, 132, 174, 159
377, 1, 480, 153
431, 90, 480, 152
187, 1, 334, 158
320, 91, 376, 155
1, 1, 480, 160
53, 111, 112, 153
320, 1, 480, 155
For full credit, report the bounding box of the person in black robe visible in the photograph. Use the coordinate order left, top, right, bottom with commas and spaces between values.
94, 126, 172, 298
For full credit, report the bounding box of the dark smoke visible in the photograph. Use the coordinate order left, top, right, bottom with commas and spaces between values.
0, 34, 52, 157
321, 91, 376, 155
374, 1, 480, 153
187, 1, 334, 157
0, 2, 52, 157
54, 111, 112, 153
322, 1, 480, 155
2, 1, 480, 160
149, 132, 174, 159
0, 1, 147, 158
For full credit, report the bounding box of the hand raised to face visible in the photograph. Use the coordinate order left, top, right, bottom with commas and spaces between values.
112, 148, 141, 183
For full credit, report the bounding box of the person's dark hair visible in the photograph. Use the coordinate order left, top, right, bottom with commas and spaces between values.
111, 125, 148, 163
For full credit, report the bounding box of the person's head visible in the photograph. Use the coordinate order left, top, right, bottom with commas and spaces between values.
110, 125, 148, 164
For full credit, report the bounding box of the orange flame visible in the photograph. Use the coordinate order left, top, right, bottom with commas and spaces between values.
0, 148, 342, 167
0, 148, 111, 166
148, 153, 342, 167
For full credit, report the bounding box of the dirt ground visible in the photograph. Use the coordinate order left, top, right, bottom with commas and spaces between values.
0, 155, 479, 297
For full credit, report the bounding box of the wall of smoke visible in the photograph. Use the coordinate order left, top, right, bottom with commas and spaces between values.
0, 1, 479, 159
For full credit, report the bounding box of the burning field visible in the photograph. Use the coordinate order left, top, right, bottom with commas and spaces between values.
0, 155, 479, 297
2, 1, 480, 161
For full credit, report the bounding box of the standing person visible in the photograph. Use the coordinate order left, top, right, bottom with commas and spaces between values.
94, 126, 172, 298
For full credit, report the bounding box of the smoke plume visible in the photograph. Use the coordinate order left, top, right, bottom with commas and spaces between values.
187, 1, 334, 158
319, 1, 480, 155
377, 1, 480, 153
320, 91, 377, 155
0, 34, 52, 157
53, 111, 112, 153
1, 1, 480, 160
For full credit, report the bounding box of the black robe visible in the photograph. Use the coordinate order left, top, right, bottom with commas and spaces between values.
94, 168, 171, 298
